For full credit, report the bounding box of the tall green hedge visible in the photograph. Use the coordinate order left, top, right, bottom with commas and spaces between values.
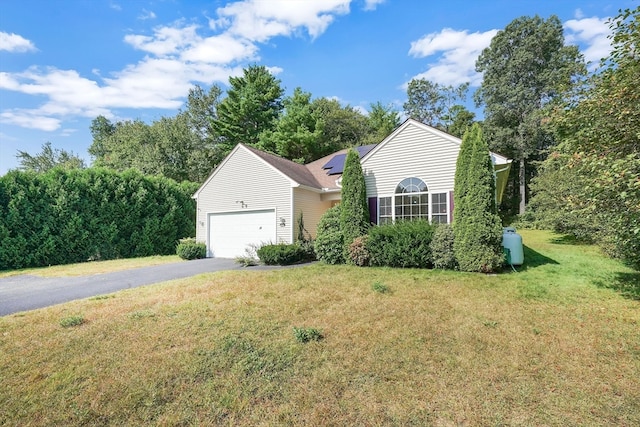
340, 148, 370, 261
453, 124, 504, 272
0, 168, 197, 270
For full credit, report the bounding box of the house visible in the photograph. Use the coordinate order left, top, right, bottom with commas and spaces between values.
193, 119, 511, 258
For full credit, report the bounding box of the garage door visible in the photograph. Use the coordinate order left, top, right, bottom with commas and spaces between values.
208, 209, 277, 258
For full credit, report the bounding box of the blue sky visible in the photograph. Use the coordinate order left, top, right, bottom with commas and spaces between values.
0, 0, 632, 175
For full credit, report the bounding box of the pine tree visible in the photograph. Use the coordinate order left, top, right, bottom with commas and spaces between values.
453, 123, 504, 272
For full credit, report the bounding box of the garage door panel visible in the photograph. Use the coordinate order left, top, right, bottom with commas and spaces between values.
209, 209, 276, 258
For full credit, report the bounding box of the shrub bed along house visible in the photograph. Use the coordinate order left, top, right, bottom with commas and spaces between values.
367, 220, 436, 268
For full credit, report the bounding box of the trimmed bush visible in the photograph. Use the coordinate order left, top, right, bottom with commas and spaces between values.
257, 243, 310, 265
176, 238, 206, 260
367, 220, 435, 268
430, 223, 457, 270
314, 205, 344, 264
348, 235, 370, 267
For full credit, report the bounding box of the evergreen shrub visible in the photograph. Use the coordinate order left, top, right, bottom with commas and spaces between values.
176, 238, 206, 260
453, 124, 504, 273
257, 243, 310, 265
430, 223, 457, 270
314, 205, 344, 264
367, 220, 435, 268
339, 149, 370, 261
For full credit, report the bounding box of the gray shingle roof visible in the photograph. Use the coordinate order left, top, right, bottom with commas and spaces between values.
244, 144, 376, 191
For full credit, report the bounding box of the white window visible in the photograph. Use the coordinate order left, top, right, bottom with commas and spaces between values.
378, 178, 448, 224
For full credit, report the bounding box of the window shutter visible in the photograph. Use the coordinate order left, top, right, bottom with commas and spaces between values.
449, 191, 454, 223
368, 197, 378, 225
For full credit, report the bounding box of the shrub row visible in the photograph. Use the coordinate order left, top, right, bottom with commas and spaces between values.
0, 168, 197, 270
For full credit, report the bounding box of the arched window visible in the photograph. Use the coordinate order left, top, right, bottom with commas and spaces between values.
394, 177, 429, 221
378, 178, 449, 225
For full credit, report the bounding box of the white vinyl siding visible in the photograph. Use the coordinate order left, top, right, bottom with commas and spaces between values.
293, 188, 332, 239
195, 146, 294, 256
362, 122, 459, 197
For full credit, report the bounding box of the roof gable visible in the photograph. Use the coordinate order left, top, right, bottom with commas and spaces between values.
193, 144, 323, 198
361, 118, 509, 166
243, 145, 322, 189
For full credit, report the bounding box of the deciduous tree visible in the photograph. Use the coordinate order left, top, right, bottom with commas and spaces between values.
549, 6, 640, 267
257, 88, 324, 163
404, 78, 470, 135
17, 142, 85, 173
475, 15, 585, 215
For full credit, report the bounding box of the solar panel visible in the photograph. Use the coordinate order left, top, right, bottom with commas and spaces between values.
322, 145, 377, 175
322, 153, 345, 170
356, 144, 376, 157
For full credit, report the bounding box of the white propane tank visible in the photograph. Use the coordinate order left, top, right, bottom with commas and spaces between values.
502, 227, 524, 266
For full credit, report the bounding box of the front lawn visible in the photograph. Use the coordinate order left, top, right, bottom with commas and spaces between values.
1, 230, 638, 425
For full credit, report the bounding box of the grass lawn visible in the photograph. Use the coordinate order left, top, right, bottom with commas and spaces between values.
0, 255, 183, 278
1, 230, 638, 426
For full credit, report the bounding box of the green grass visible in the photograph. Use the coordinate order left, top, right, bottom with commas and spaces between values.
0, 255, 183, 278
1, 230, 638, 426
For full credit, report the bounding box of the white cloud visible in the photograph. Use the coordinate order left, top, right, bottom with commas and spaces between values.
60, 128, 77, 137
564, 16, 611, 66
408, 28, 498, 86
0, 110, 61, 131
139, 9, 157, 20
181, 33, 258, 63
363, 0, 385, 11
0, 32, 36, 52
0, 0, 357, 132
216, 0, 350, 41
124, 24, 200, 56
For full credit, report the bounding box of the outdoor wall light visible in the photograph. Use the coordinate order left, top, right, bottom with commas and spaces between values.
279, 217, 286, 227
236, 200, 247, 208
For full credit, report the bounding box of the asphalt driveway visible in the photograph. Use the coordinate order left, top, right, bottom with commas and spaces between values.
0, 258, 291, 316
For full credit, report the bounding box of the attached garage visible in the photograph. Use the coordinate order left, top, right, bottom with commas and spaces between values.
208, 209, 277, 258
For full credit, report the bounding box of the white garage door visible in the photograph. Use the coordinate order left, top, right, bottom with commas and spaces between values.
208, 209, 277, 258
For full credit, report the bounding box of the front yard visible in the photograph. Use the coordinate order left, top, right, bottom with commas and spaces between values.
1, 230, 638, 425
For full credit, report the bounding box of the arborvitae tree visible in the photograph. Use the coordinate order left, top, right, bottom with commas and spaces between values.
339, 148, 370, 261
453, 123, 504, 272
